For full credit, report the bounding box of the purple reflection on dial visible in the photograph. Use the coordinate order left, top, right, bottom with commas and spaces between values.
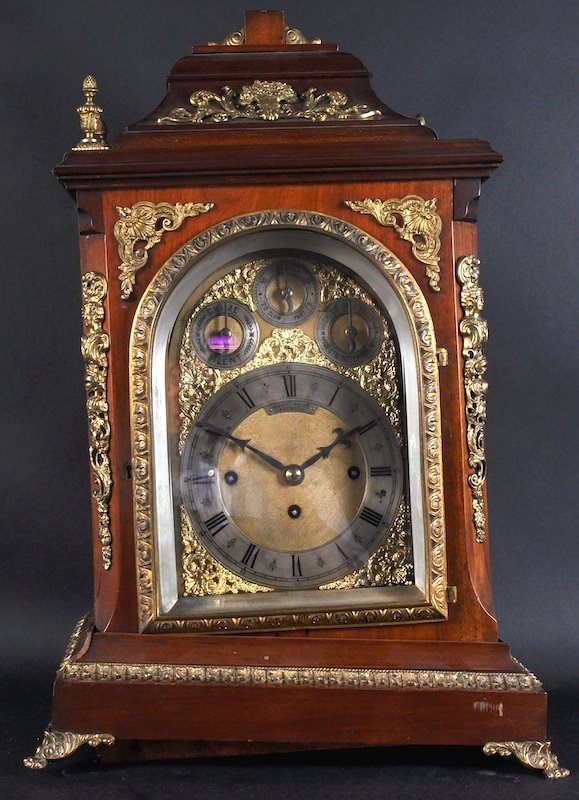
208, 332, 239, 352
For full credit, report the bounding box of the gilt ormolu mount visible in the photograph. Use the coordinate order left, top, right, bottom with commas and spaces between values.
25, 10, 568, 779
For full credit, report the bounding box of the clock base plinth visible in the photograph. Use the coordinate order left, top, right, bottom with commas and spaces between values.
34, 617, 569, 777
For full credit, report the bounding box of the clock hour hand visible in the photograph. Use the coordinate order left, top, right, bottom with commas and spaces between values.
201, 423, 287, 473
299, 426, 361, 471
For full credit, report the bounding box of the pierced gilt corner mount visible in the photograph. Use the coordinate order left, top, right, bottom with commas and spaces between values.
157, 80, 382, 124
345, 197, 442, 291
81, 272, 112, 569
457, 255, 488, 543
114, 201, 215, 299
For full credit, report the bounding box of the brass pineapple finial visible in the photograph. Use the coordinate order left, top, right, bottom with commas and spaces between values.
72, 75, 109, 151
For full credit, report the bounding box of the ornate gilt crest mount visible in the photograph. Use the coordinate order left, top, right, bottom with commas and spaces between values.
158, 81, 382, 125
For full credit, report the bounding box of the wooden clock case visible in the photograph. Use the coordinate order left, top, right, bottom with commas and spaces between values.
25, 11, 567, 778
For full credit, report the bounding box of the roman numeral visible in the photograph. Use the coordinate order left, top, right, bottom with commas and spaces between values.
204, 511, 228, 536
328, 385, 340, 407
359, 506, 383, 527
370, 466, 392, 477
335, 542, 348, 561
283, 375, 297, 397
241, 543, 259, 568
236, 388, 255, 409
292, 554, 302, 577
358, 419, 378, 435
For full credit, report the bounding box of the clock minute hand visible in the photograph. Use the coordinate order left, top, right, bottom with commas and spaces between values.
300, 426, 361, 471
201, 423, 287, 473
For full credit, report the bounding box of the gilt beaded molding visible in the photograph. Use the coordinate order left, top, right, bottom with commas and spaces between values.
56, 616, 542, 693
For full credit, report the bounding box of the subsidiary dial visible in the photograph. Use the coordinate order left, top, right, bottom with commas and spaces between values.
252, 257, 319, 327
316, 298, 383, 366
190, 299, 259, 368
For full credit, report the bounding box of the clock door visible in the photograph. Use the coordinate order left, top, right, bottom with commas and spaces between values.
130, 212, 447, 633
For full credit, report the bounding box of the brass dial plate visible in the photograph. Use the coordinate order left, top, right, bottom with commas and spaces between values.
181, 364, 403, 589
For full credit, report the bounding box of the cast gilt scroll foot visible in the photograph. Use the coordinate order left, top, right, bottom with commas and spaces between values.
483, 740, 570, 779
23, 727, 115, 769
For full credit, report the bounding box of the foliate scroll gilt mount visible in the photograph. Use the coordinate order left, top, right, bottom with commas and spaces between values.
345, 197, 442, 291
24, 728, 115, 770
157, 80, 382, 124
114, 201, 215, 299
81, 273, 113, 569
483, 741, 570, 780
72, 75, 109, 151
456, 255, 488, 543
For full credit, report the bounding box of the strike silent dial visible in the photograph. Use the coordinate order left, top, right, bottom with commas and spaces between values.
316, 298, 383, 367
252, 257, 319, 327
190, 299, 259, 368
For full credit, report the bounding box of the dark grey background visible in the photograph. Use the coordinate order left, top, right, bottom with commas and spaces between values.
2, 1, 578, 797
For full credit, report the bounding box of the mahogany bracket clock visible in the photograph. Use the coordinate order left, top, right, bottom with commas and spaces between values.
25, 10, 568, 779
